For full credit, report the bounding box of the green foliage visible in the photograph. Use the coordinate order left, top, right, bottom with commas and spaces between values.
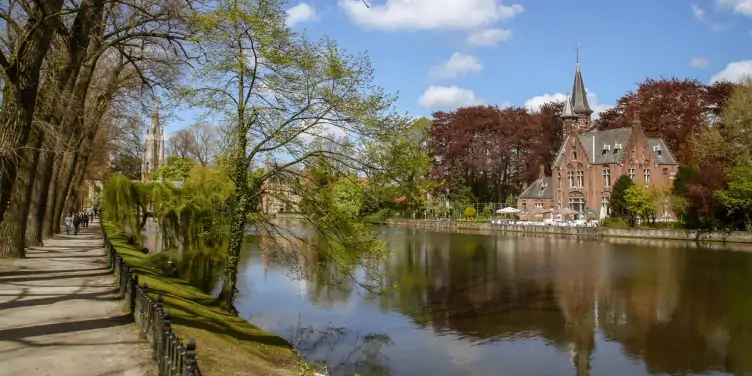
715, 166, 752, 230
331, 178, 365, 219
364, 117, 435, 211
463, 206, 476, 217
103, 165, 234, 253
102, 174, 143, 243
601, 217, 631, 228
610, 174, 634, 218
151, 156, 196, 181
624, 184, 656, 224
183, 0, 401, 304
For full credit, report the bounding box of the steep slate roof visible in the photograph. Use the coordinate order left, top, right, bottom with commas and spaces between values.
647, 138, 678, 165
578, 128, 632, 164
561, 94, 577, 119
519, 177, 554, 199
552, 128, 679, 166
571, 64, 593, 114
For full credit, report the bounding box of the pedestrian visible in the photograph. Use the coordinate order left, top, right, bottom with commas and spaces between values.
64, 213, 73, 235
89, 211, 94, 223
73, 213, 81, 235
83, 212, 89, 228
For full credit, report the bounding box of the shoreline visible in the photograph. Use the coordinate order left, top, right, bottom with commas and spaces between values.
387, 219, 752, 245
103, 221, 306, 376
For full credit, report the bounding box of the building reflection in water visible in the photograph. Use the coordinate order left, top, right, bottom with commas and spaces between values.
237, 226, 752, 376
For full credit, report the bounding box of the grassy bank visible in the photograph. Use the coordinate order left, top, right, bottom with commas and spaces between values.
102, 221, 304, 376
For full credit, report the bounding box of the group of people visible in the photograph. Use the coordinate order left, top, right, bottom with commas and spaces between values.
64, 209, 97, 235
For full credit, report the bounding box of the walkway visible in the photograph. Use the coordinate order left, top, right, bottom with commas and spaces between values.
0, 221, 153, 376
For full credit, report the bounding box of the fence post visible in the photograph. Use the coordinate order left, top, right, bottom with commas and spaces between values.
139, 283, 149, 340
185, 339, 197, 376
162, 311, 172, 375
154, 294, 164, 362
130, 274, 139, 314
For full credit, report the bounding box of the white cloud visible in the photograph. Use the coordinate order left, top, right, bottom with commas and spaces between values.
466, 28, 512, 46
418, 86, 484, 109
286, 3, 319, 27
717, 0, 752, 16
428, 53, 483, 79
298, 119, 349, 144
338, 0, 523, 30
524, 90, 613, 118
710, 60, 752, 83
691, 4, 730, 30
690, 57, 711, 68
692, 4, 707, 20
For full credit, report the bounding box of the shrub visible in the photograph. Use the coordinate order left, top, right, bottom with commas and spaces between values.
463, 206, 476, 217
601, 217, 630, 228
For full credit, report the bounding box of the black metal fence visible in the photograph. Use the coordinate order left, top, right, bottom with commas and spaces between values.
103, 229, 201, 376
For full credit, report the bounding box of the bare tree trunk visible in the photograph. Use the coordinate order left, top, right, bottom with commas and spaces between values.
55, 152, 79, 231
27, 150, 55, 245
43, 155, 62, 237
0, 0, 66, 222
0, 131, 43, 257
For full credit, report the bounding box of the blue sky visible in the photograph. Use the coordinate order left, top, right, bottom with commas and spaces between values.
166, 0, 751, 133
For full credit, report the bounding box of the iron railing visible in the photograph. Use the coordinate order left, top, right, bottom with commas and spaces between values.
103, 229, 201, 376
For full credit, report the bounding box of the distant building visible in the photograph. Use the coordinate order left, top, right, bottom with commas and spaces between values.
141, 102, 165, 182
260, 159, 302, 214
518, 57, 679, 219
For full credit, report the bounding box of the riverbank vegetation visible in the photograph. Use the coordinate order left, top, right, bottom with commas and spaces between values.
103, 221, 305, 376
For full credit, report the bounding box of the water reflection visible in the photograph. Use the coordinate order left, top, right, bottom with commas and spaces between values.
235, 226, 752, 376
142, 225, 223, 295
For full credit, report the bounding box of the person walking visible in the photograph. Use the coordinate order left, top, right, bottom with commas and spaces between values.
64, 213, 73, 235
83, 212, 89, 228
73, 213, 81, 235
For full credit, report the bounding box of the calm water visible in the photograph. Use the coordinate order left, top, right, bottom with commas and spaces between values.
146, 225, 752, 376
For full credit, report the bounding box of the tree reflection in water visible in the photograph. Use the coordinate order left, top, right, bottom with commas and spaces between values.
283, 320, 393, 376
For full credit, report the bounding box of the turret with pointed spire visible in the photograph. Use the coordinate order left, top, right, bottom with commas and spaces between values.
562, 47, 593, 135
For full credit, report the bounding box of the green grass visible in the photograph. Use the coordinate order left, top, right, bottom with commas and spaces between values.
102, 222, 304, 376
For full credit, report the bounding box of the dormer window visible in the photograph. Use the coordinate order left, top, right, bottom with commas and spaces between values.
538, 182, 547, 197
614, 143, 622, 154
653, 145, 662, 156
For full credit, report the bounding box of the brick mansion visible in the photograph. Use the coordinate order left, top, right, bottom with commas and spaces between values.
517, 59, 679, 219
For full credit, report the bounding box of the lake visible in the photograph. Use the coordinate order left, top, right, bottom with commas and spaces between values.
145, 224, 752, 376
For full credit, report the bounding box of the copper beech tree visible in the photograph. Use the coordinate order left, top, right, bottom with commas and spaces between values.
428, 103, 563, 204
593, 77, 737, 163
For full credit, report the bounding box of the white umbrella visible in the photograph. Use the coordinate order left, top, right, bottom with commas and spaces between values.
496, 207, 521, 214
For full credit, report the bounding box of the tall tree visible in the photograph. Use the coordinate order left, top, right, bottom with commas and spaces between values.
593, 77, 737, 163
184, 0, 401, 311
169, 129, 197, 159
428, 103, 561, 204
0, 0, 66, 222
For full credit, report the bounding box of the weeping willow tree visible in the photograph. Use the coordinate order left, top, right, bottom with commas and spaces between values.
181, 0, 413, 313
102, 165, 234, 252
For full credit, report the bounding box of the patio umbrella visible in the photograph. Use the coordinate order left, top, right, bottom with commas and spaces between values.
530, 207, 552, 215
496, 207, 521, 214
559, 207, 579, 215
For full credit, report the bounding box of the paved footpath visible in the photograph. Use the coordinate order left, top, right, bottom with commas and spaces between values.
0, 221, 153, 376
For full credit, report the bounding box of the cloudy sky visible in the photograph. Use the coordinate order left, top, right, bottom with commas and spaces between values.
166, 0, 752, 132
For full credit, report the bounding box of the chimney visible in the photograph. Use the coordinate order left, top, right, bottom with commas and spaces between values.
539, 164, 545, 179
632, 110, 641, 130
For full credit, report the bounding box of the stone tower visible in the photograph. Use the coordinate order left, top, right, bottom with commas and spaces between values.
141, 102, 165, 181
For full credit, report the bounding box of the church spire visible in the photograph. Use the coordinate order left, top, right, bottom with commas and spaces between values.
561, 93, 577, 119
570, 47, 593, 115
